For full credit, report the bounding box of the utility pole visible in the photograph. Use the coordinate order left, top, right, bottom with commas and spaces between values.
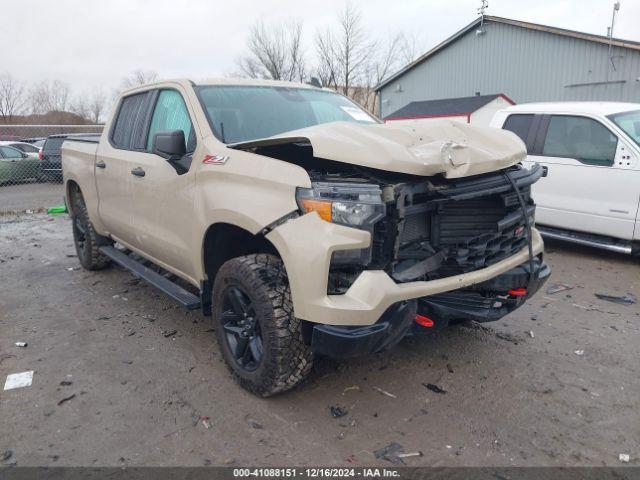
607, 0, 622, 77
608, 0, 621, 55
476, 0, 489, 36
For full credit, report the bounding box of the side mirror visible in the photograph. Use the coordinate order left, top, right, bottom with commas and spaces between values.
21, 152, 28, 159
152, 130, 186, 159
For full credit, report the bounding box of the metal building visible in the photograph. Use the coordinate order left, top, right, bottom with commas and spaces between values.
376, 16, 640, 119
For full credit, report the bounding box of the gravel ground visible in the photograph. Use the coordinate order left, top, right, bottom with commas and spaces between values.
0, 213, 638, 467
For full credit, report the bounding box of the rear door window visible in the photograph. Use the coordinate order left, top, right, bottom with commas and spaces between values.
111, 91, 154, 150
502, 114, 534, 151
146, 90, 194, 152
542, 115, 618, 166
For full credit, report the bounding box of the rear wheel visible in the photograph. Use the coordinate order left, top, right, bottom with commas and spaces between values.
212, 254, 313, 396
71, 191, 112, 270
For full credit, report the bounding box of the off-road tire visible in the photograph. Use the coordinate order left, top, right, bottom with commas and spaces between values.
212, 254, 313, 396
71, 191, 112, 270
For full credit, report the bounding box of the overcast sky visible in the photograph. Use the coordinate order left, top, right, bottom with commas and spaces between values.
3, 0, 639, 97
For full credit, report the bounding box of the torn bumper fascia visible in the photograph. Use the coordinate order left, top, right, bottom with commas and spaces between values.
266, 212, 545, 326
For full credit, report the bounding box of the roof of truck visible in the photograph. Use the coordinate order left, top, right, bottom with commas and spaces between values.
47, 133, 102, 139
122, 77, 322, 95
501, 102, 640, 116
195, 78, 319, 88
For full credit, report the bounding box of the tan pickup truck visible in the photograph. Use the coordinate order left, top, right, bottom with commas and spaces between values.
62, 78, 549, 396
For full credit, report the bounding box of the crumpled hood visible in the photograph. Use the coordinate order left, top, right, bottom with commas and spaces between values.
228, 120, 526, 178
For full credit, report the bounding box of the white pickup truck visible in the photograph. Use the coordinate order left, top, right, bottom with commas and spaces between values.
491, 102, 640, 255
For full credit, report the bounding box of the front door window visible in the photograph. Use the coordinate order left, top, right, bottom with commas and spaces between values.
542, 115, 617, 166
147, 90, 194, 152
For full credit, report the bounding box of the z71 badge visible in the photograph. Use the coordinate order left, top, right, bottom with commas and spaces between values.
202, 154, 229, 165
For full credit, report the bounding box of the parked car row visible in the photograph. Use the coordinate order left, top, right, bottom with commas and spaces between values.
0, 134, 100, 186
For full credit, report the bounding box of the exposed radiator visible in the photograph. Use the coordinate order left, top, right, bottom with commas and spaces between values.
396, 186, 534, 280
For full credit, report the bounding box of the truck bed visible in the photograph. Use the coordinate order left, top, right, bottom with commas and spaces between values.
61, 138, 100, 218
64, 135, 101, 144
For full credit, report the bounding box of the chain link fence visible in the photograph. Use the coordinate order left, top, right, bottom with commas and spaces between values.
0, 125, 103, 212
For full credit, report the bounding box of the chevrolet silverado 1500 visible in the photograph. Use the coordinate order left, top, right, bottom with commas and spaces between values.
62, 78, 549, 396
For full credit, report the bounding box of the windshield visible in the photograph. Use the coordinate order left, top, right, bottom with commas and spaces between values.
607, 109, 640, 148
44, 137, 65, 152
195, 85, 379, 144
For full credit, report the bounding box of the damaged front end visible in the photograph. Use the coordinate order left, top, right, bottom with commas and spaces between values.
318, 163, 546, 289
298, 162, 549, 357
239, 123, 550, 358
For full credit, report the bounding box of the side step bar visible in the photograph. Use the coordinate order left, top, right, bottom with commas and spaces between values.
537, 226, 632, 255
99, 246, 201, 310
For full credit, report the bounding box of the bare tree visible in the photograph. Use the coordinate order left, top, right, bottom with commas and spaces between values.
315, 29, 339, 89
315, 3, 375, 97
358, 34, 407, 112
236, 56, 263, 79
70, 95, 90, 120
237, 20, 306, 81
50, 80, 70, 112
88, 88, 107, 123
29, 79, 71, 114
0, 73, 26, 122
120, 70, 159, 89
29, 81, 50, 114
363, 32, 423, 114
397, 32, 421, 66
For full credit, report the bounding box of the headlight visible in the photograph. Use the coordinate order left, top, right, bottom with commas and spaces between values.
296, 182, 385, 266
295, 182, 385, 228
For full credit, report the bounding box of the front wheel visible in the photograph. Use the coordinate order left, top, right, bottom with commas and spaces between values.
212, 254, 313, 396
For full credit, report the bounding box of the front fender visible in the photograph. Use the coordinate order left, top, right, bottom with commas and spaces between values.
191, 144, 312, 280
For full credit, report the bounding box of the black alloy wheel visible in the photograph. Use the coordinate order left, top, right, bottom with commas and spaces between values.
220, 285, 263, 372
211, 254, 313, 396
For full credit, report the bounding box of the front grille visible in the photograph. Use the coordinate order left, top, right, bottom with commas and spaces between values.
395, 186, 533, 280
436, 222, 528, 277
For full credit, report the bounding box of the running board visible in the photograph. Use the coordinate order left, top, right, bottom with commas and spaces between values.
99, 246, 201, 310
537, 226, 632, 254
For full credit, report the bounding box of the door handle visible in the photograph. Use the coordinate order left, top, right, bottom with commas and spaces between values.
130, 167, 145, 177
96, 160, 106, 169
